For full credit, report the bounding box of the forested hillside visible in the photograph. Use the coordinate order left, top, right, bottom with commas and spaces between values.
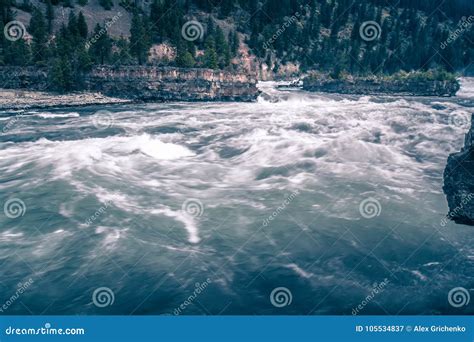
0, 0, 472, 90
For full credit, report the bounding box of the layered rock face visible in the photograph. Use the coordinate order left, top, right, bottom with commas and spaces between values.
0, 67, 48, 91
87, 66, 259, 102
0, 66, 259, 102
303, 77, 460, 97
443, 114, 474, 225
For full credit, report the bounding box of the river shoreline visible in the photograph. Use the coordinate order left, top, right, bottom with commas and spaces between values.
0, 66, 260, 106
302, 73, 461, 97
0, 89, 134, 111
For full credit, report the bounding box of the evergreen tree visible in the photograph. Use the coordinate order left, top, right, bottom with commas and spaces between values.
99, 0, 113, 10
112, 35, 133, 64
89, 23, 112, 64
230, 30, 239, 56
176, 48, 195, 68
28, 7, 49, 65
50, 55, 73, 91
77, 12, 88, 39
203, 37, 218, 69
3, 39, 30, 65
130, 12, 151, 64
46, 0, 54, 33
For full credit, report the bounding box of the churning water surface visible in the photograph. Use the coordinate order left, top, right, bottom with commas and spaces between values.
0, 80, 473, 315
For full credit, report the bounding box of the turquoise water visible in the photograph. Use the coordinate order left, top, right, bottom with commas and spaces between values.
0, 82, 473, 315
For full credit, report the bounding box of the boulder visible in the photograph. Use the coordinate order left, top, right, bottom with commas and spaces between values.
443, 114, 474, 225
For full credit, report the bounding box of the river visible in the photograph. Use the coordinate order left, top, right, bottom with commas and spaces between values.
0, 80, 473, 315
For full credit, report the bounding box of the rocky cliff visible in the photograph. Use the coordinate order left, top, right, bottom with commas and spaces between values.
303, 77, 460, 97
0, 66, 259, 102
443, 114, 474, 225
87, 66, 258, 102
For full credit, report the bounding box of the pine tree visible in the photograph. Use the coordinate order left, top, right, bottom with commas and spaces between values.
89, 23, 112, 64
77, 11, 88, 39
130, 12, 151, 64
3, 39, 30, 65
176, 49, 195, 68
46, 0, 54, 33
203, 37, 218, 69
67, 11, 78, 38
28, 7, 48, 65
230, 30, 239, 56
50, 55, 73, 91
112, 35, 133, 65
99, 0, 113, 10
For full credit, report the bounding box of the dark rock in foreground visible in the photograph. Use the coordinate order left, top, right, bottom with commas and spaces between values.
303, 74, 460, 97
443, 114, 474, 225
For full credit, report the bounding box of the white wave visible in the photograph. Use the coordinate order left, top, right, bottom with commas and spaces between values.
35, 112, 80, 118
285, 263, 313, 279
457, 77, 474, 98
152, 208, 200, 244
131, 135, 195, 160
0, 230, 24, 242
0, 134, 195, 179
96, 226, 125, 250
